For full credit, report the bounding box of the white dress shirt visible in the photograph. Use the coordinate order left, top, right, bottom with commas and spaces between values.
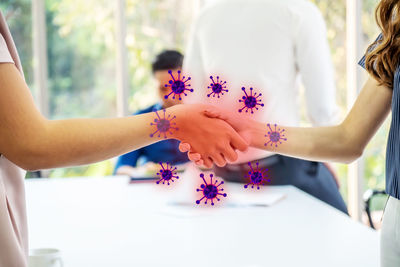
183, 0, 339, 163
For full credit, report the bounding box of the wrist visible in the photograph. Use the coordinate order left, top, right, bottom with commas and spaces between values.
249, 121, 266, 148
166, 104, 187, 141
146, 106, 183, 141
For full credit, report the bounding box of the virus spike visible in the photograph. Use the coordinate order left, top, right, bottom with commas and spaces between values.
182, 75, 191, 83
196, 173, 227, 205
168, 70, 176, 82
243, 87, 249, 97
159, 162, 166, 171
243, 161, 270, 190
196, 196, 206, 204
164, 69, 194, 100
238, 87, 264, 114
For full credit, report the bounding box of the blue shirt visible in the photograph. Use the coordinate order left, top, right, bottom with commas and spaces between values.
114, 103, 188, 173
359, 34, 400, 200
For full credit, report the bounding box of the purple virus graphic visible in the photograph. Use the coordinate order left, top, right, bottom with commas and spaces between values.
244, 162, 270, 190
196, 173, 227, 206
156, 162, 179, 185
149, 109, 178, 139
207, 76, 228, 98
238, 87, 264, 114
164, 70, 193, 100
264, 123, 287, 147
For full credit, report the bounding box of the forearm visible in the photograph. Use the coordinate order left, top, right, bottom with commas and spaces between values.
249, 122, 361, 163
20, 112, 164, 170
248, 77, 392, 164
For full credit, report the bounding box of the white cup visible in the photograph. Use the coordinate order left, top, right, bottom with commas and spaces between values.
28, 248, 64, 267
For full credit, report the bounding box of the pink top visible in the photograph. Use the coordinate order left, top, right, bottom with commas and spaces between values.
0, 11, 29, 267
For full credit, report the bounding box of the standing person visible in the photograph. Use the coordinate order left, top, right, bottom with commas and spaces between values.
114, 50, 189, 177
181, 0, 400, 264
0, 10, 248, 267
183, 0, 347, 213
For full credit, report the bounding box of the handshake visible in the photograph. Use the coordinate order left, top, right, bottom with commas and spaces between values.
152, 104, 257, 168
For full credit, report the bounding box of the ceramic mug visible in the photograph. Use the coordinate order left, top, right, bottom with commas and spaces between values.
28, 248, 64, 267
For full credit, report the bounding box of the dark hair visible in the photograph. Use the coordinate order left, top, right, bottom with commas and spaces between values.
151, 50, 183, 73
365, 0, 400, 89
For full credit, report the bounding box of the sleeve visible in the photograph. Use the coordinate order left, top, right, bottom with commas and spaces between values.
113, 150, 142, 174
113, 110, 146, 173
358, 33, 383, 70
0, 34, 13, 63
182, 16, 208, 104
293, 3, 339, 126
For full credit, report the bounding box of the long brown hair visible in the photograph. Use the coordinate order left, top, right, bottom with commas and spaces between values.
365, 0, 400, 89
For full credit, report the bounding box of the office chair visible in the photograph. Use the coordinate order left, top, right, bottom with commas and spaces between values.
363, 189, 387, 230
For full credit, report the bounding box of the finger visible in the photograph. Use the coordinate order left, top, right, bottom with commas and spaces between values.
187, 152, 201, 162
223, 145, 238, 163
230, 132, 249, 152
179, 142, 191, 153
202, 156, 213, 169
211, 153, 226, 167
195, 159, 204, 166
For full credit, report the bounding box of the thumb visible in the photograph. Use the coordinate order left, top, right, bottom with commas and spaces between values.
203, 109, 228, 121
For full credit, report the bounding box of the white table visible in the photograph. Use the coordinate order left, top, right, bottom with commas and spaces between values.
26, 170, 379, 267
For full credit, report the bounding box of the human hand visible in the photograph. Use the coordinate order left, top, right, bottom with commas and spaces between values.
169, 104, 249, 168
179, 106, 255, 166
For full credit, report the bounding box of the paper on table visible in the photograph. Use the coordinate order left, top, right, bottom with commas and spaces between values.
158, 187, 286, 218
158, 191, 286, 218
225, 189, 286, 207
157, 164, 286, 217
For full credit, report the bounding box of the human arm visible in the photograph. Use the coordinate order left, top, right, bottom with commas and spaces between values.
0, 64, 247, 170
182, 76, 392, 164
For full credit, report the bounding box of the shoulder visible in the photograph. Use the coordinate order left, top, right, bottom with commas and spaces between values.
286, 0, 326, 41
287, 0, 325, 26
288, 0, 323, 16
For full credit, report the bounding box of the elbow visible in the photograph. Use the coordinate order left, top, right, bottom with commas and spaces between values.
339, 148, 363, 164
20, 164, 40, 172
20, 159, 45, 172
337, 136, 364, 164
13, 149, 49, 171
7, 155, 43, 172
10, 137, 51, 171
334, 123, 365, 164
3, 118, 52, 171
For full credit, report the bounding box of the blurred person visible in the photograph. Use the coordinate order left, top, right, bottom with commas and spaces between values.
114, 50, 189, 177
183, 0, 347, 213
181, 0, 400, 264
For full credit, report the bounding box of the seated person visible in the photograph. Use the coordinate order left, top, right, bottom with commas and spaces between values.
114, 50, 188, 176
